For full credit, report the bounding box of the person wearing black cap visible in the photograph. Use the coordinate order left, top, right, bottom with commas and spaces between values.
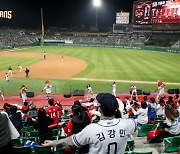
43, 93, 136, 154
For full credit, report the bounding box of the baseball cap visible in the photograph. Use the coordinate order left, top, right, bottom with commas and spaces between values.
96, 93, 118, 116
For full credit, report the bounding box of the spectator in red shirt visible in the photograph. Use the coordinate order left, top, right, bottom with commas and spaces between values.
45, 99, 62, 127
174, 94, 179, 109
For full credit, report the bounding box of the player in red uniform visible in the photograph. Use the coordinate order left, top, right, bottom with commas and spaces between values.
156, 80, 165, 101
45, 99, 63, 127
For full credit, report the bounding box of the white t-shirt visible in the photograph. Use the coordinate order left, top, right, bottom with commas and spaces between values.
165, 117, 180, 135
156, 104, 165, 116
135, 108, 148, 125
72, 118, 136, 154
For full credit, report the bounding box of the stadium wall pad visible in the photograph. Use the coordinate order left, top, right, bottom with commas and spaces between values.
0, 42, 179, 54
43, 42, 180, 54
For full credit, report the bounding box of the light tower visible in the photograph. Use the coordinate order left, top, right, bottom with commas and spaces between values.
93, 0, 101, 27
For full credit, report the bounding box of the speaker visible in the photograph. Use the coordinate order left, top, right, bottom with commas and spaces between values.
167, 89, 179, 94
63, 92, 72, 98
26, 92, 34, 98
137, 89, 142, 95
73, 90, 84, 96
143, 91, 151, 95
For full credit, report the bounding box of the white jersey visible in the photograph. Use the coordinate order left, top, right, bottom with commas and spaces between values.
156, 104, 165, 116
5, 74, 9, 81
18, 65, 22, 72
43, 85, 53, 94
112, 83, 116, 96
87, 86, 93, 94
135, 108, 148, 125
165, 117, 180, 135
72, 118, 136, 154
130, 85, 137, 93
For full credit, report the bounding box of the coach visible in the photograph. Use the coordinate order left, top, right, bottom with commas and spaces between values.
43, 93, 137, 154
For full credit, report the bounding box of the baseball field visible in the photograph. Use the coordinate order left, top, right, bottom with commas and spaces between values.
0, 46, 180, 94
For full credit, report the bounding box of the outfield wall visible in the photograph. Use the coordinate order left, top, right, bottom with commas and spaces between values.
43, 42, 180, 54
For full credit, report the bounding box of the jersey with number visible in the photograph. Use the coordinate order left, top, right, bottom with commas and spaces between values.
72, 118, 136, 154
45, 106, 61, 125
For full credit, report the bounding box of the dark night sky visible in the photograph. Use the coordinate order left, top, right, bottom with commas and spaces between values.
0, 0, 136, 29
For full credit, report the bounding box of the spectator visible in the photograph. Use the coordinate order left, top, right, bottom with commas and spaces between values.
177, 100, 180, 114
156, 97, 165, 117
34, 108, 54, 144
174, 94, 179, 109
62, 103, 91, 153
9, 105, 23, 135
3, 103, 11, 115
131, 101, 148, 126
22, 101, 29, 113
45, 99, 63, 127
147, 97, 157, 124
155, 102, 180, 142
43, 93, 136, 154
128, 97, 139, 119
0, 112, 13, 153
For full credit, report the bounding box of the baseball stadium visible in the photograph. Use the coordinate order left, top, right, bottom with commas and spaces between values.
0, 0, 180, 154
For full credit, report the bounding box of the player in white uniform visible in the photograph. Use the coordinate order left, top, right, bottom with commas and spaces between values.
43, 93, 136, 154
86, 84, 93, 101
42, 80, 53, 100
0, 90, 5, 101
5, 73, 9, 82
18, 65, 23, 72
111, 82, 116, 97
130, 83, 138, 100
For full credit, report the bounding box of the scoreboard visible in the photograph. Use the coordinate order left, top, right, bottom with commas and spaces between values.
116, 12, 130, 24
133, 0, 180, 24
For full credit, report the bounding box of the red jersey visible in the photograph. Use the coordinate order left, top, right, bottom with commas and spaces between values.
158, 81, 164, 87
45, 106, 62, 125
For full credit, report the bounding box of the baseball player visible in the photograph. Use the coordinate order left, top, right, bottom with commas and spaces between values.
111, 82, 116, 97
20, 85, 28, 104
43, 52, 46, 60
42, 80, 53, 100
8, 66, 13, 75
5, 73, 9, 82
43, 93, 136, 154
0, 90, 5, 101
18, 65, 23, 72
156, 80, 165, 100
130, 83, 138, 100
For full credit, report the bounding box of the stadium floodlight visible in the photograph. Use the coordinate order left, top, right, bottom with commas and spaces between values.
93, 0, 101, 27
94, 0, 100, 7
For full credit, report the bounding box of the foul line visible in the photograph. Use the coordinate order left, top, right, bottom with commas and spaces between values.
70, 78, 180, 85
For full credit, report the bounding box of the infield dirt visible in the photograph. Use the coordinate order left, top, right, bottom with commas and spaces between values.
0, 52, 87, 79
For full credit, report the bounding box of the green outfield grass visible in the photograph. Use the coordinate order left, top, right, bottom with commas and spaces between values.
0, 46, 180, 93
